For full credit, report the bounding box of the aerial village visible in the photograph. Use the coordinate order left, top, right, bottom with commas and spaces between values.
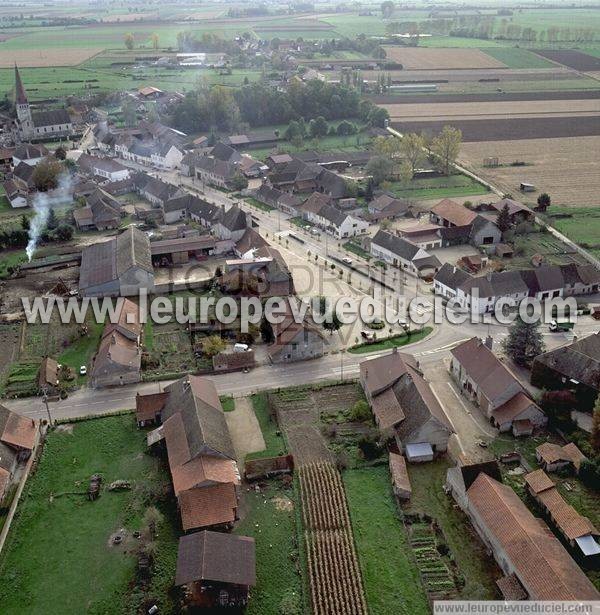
0, 2, 599, 614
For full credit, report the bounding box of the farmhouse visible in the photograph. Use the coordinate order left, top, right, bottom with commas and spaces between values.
73, 187, 121, 231
524, 469, 600, 558
446, 465, 600, 601
2, 179, 28, 208
253, 183, 303, 215
134, 172, 179, 208
370, 230, 441, 278
194, 155, 238, 189
531, 332, 600, 410
79, 227, 155, 297
12, 161, 36, 191
450, 337, 546, 434
366, 193, 411, 222
430, 198, 477, 228
535, 442, 587, 475
90, 299, 142, 388
213, 205, 251, 242
76, 153, 130, 183
433, 264, 472, 300
268, 301, 325, 364
175, 531, 256, 609
13, 66, 73, 142
12, 142, 48, 167
482, 198, 535, 224
114, 121, 186, 169
398, 223, 443, 250
145, 375, 240, 532
360, 349, 454, 460
299, 193, 368, 238
221, 131, 280, 150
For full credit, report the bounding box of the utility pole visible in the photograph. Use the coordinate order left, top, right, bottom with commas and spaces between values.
42, 387, 53, 426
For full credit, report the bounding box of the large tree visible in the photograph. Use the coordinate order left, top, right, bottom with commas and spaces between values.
381, 1, 395, 18
496, 202, 512, 233
366, 155, 395, 186
400, 132, 426, 178
536, 192, 551, 212
503, 315, 545, 367
431, 125, 462, 175
32, 158, 63, 191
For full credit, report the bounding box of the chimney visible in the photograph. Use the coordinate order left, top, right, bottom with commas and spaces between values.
484, 335, 493, 350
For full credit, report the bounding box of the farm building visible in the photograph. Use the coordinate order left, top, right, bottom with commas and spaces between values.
531, 332, 600, 411
12, 142, 48, 167
141, 375, 240, 532
535, 442, 587, 475
389, 452, 411, 500
150, 235, 218, 266
2, 179, 28, 208
365, 193, 412, 222
135, 391, 169, 428
524, 469, 600, 558
175, 531, 256, 609
78, 227, 155, 297
76, 153, 130, 184
433, 264, 472, 300
450, 337, 546, 434
73, 187, 122, 232
90, 299, 142, 388
370, 230, 441, 278
430, 199, 477, 228
360, 348, 454, 459
446, 465, 600, 601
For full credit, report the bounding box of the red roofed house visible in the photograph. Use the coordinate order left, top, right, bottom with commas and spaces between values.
536, 442, 587, 474
450, 337, 546, 435
0, 405, 38, 502
430, 198, 477, 228
360, 348, 454, 461
447, 464, 600, 601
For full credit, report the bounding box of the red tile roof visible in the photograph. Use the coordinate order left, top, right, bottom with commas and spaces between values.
431, 198, 477, 227
179, 483, 238, 531
135, 392, 169, 422
0, 405, 37, 451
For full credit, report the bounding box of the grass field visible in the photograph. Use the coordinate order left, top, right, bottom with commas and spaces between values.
549, 207, 600, 253
344, 465, 429, 615
234, 481, 306, 615
0, 415, 177, 615
246, 393, 287, 461
385, 174, 488, 201
481, 47, 556, 69
0, 251, 27, 280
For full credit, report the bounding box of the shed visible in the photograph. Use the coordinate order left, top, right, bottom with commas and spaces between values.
405, 442, 434, 463
389, 452, 411, 499
495, 243, 514, 258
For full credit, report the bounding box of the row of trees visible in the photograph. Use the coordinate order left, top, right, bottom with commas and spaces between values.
365, 126, 462, 186
170, 80, 387, 134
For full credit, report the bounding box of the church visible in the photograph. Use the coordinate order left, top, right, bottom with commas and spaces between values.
13, 65, 73, 142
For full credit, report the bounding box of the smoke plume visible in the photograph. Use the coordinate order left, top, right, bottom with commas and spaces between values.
26, 173, 74, 262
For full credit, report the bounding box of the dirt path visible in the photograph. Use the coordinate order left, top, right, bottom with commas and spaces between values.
225, 397, 266, 463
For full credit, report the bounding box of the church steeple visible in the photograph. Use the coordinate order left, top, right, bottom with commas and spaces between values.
14, 64, 28, 106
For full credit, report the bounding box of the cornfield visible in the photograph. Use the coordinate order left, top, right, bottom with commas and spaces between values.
299, 462, 367, 615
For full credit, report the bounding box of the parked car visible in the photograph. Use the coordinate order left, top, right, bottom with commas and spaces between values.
79, 365, 87, 376
342, 257, 353, 265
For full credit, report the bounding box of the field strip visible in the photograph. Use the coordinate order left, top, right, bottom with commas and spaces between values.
390, 111, 600, 122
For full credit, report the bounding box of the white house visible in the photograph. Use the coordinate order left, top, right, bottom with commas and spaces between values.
370, 230, 441, 278
433, 263, 473, 300
314, 205, 368, 239
77, 153, 130, 183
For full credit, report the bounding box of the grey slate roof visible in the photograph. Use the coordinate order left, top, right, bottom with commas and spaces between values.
372, 230, 420, 261
31, 108, 71, 128
220, 205, 247, 232
434, 263, 472, 290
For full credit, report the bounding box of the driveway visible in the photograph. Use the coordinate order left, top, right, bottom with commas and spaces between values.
224, 397, 266, 463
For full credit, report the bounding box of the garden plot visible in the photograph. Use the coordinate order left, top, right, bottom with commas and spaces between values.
382, 47, 506, 70
143, 322, 196, 381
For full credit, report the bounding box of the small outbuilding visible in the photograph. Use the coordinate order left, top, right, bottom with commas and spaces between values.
389, 452, 411, 500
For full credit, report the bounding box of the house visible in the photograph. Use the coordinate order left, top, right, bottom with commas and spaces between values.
269, 158, 321, 193
222, 131, 280, 150
79, 227, 155, 297
299, 193, 367, 238
531, 332, 600, 410
0, 146, 15, 172
446, 464, 600, 601
195, 155, 238, 189
268, 301, 325, 364
524, 469, 600, 558
135, 173, 179, 208
213, 350, 255, 372
12, 142, 49, 167
12, 161, 36, 191
150, 375, 240, 532
13, 66, 73, 142
360, 349, 454, 459
90, 298, 142, 388
175, 531, 256, 608
389, 452, 411, 500
239, 154, 268, 178
0, 404, 38, 501
254, 183, 303, 215
73, 187, 122, 231
370, 230, 441, 278
213, 205, 250, 242
454, 270, 530, 314
433, 263, 472, 300
114, 121, 186, 169
210, 141, 242, 164
430, 199, 477, 228
76, 153, 130, 183
2, 179, 28, 208
265, 153, 293, 170
483, 198, 535, 225
234, 227, 268, 258
469, 214, 502, 246
536, 442, 587, 474
450, 337, 546, 433
366, 193, 411, 222
398, 223, 443, 250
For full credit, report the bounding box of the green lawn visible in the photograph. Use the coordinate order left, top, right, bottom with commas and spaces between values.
481, 47, 556, 69
58, 319, 104, 383
384, 174, 488, 201
344, 466, 429, 615
244, 197, 275, 212
0, 251, 27, 280
0, 415, 177, 615
548, 207, 600, 252
343, 239, 371, 261
405, 459, 501, 599
220, 395, 235, 412
246, 393, 287, 461
234, 481, 306, 615
348, 327, 432, 354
